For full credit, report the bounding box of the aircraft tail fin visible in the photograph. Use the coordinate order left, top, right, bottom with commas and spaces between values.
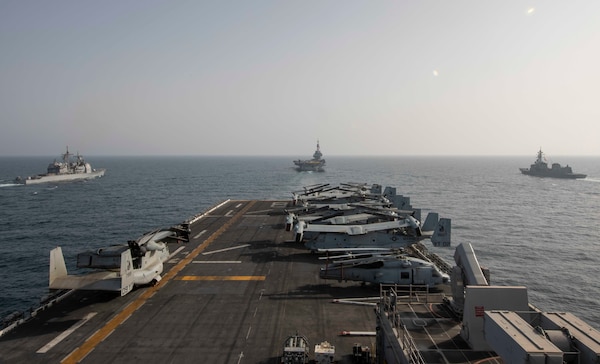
422, 212, 439, 232
49, 247, 135, 296
431, 218, 451, 247
119, 250, 134, 296
49, 246, 68, 286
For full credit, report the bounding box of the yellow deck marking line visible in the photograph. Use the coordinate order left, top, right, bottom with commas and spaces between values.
61, 200, 256, 364
176, 276, 265, 281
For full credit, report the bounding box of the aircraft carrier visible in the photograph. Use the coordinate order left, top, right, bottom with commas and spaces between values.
1, 184, 599, 364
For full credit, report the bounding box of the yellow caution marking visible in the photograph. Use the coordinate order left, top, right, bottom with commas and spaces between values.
177, 275, 265, 281
61, 200, 256, 364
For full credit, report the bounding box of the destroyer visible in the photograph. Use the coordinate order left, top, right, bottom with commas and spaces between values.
520, 148, 586, 179
15, 147, 106, 185
293, 140, 325, 172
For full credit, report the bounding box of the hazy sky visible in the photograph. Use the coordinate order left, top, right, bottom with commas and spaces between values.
1, 1, 599, 156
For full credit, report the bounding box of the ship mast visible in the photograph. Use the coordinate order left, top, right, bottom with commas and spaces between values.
535, 148, 543, 163
62, 146, 72, 163
313, 140, 322, 160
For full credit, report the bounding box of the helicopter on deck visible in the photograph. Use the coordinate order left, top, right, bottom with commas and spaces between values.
318, 248, 450, 287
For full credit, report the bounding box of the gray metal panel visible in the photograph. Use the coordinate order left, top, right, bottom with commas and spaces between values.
485, 311, 564, 364
454, 243, 488, 286
462, 286, 530, 350
542, 312, 600, 363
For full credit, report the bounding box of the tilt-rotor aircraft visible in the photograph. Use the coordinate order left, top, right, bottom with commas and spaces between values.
49, 224, 190, 296
287, 183, 451, 251
284, 203, 404, 232
296, 214, 451, 251
291, 183, 402, 210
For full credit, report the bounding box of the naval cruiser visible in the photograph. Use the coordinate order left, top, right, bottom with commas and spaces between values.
15, 147, 106, 185
293, 140, 325, 172
520, 148, 586, 179
1, 183, 599, 364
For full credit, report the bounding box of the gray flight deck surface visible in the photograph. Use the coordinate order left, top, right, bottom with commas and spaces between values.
0, 200, 377, 363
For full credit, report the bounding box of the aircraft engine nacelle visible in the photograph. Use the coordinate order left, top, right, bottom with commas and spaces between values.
406, 216, 422, 237
76, 246, 127, 269
145, 240, 166, 251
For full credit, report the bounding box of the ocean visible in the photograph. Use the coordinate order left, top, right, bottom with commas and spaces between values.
1, 155, 599, 330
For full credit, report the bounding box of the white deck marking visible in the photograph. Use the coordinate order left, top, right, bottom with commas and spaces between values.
187, 199, 230, 224
193, 230, 207, 239
37, 312, 97, 353
202, 244, 250, 255
168, 246, 185, 259
192, 260, 242, 264
235, 203, 243, 208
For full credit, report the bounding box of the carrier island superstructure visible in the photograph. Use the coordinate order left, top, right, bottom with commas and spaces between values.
0, 183, 598, 364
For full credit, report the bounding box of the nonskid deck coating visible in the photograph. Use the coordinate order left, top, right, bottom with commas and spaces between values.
0, 200, 378, 363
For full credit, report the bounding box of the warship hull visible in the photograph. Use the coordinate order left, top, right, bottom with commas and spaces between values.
23, 169, 106, 185
293, 160, 325, 172
519, 168, 586, 179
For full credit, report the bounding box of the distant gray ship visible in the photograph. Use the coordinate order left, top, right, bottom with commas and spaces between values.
520, 148, 586, 179
293, 140, 325, 172
15, 147, 106, 185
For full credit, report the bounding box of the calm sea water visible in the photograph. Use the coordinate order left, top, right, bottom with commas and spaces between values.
1, 156, 599, 329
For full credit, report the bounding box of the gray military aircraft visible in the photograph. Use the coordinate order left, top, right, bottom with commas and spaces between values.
49, 224, 189, 296
292, 183, 406, 210
295, 214, 451, 251
284, 205, 401, 232
288, 183, 451, 250
292, 183, 417, 213
319, 249, 450, 286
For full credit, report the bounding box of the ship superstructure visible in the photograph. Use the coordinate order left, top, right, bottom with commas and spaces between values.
294, 140, 326, 172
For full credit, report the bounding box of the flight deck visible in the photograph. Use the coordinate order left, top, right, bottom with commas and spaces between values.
0, 199, 378, 363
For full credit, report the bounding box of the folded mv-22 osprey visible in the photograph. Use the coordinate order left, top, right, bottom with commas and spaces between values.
49, 224, 189, 296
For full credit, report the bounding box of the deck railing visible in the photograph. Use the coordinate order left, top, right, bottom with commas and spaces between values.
378, 284, 446, 364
